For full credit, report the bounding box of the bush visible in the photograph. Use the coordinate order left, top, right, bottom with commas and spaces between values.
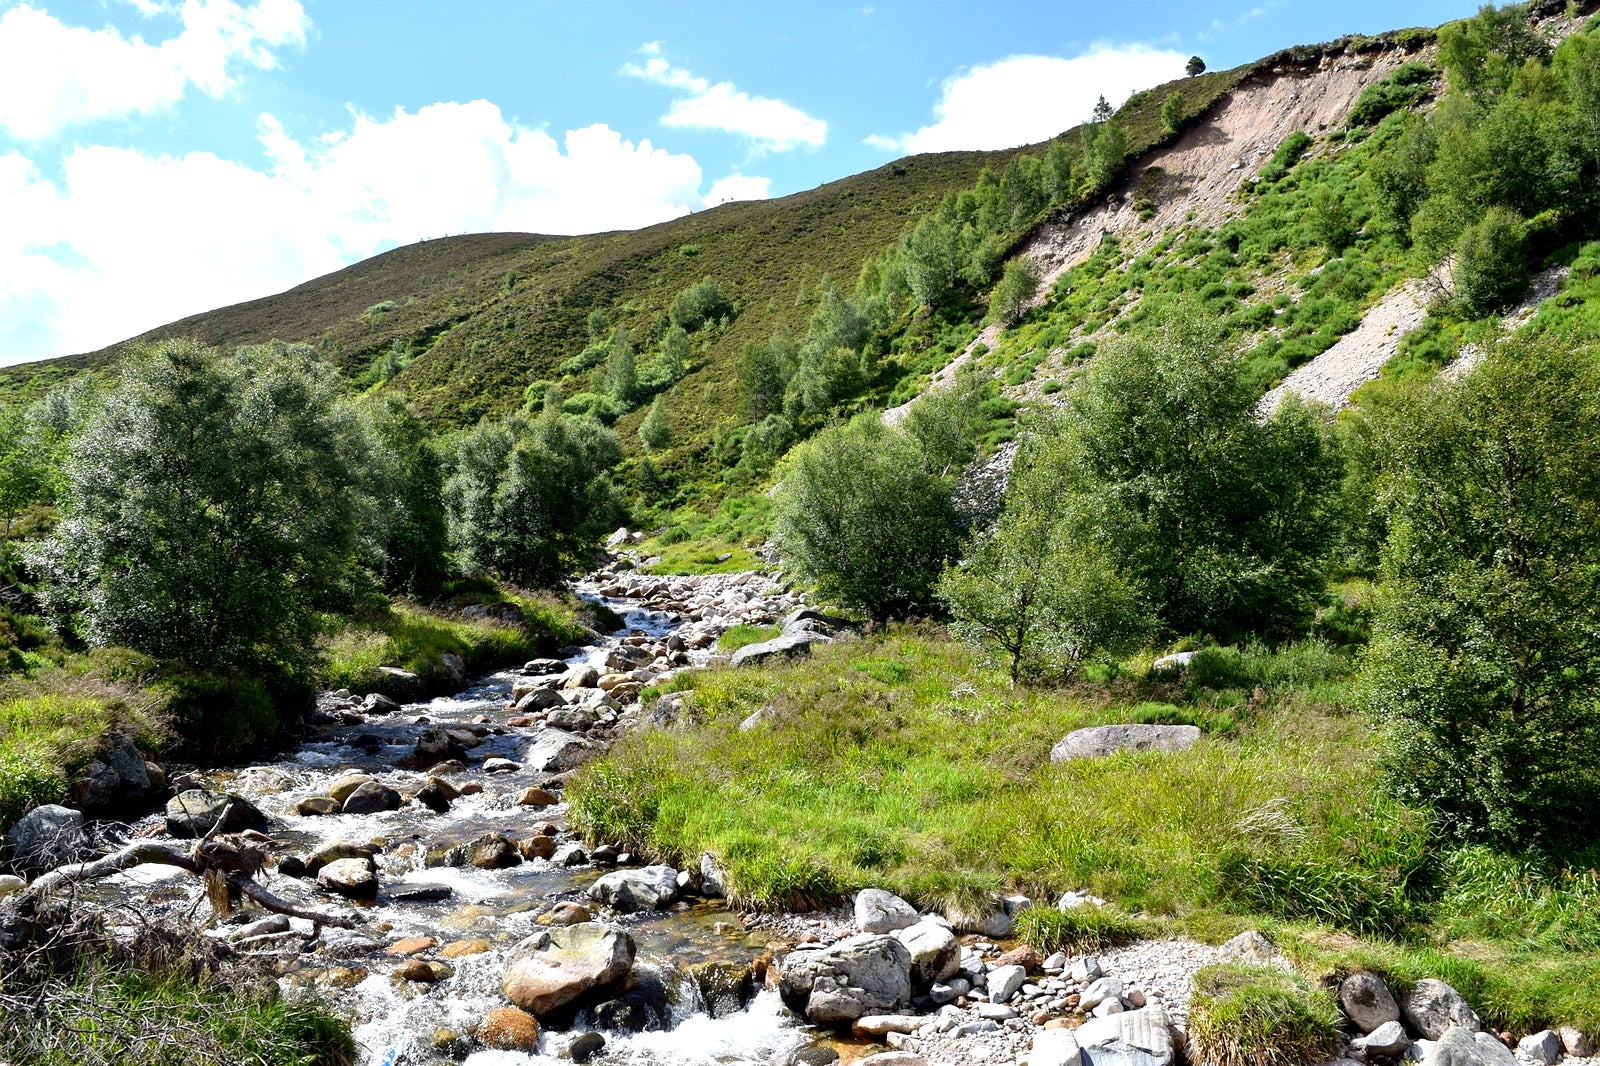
1360, 333, 1600, 850
1452, 206, 1529, 317
1347, 63, 1437, 126
1189, 963, 1343, 1066
669, 277, 734, 333
773, 415, 960, 620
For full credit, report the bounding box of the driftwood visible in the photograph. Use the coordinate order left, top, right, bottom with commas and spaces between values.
22, 806, 365, 932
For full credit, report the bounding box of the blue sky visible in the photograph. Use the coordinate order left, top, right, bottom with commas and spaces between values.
0, 0, 1480, 365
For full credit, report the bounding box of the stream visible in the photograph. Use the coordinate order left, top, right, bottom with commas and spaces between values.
90, 563, 838, 1066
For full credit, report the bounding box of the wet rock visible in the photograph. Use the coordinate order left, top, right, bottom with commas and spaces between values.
854, 888, 919, 934
377, 667, 423, 701
413, 726, 467, 764
317, 857, 378, 899
478, 1006, 541, 1051
501, 922, 637, 1016
276, 856, 308, 878
6, 804, 88, 873
395, 959, 448, 983
553, 843, 588, 866
413, 781, 452, 814
1341, 971, 1401, 1034
1075, 1005, 1175, 1066
362, 692, 401, 714
294, 796, 341, 816
779, 933, 914, 1026
539, 901, 594, 926
519, 836, 557, 861
517, 786, 558, 807
71, 732, 152, 811
690, 960, 755, 1018
1357, 1021, 1412, 1055
524, 658, 566, 676
386, 936, 438, 956
307, 839, 377, 874
789, 1048, 841, 1066
229, 915, 290, 941
440, 939, 491, 958
560, 1030, 606, 1062
588, 865, 679, 912
164, 790, 270, 838
1404, 980, 1481, 1040
524, 729, 598, 773
563, 665, 601, 690
1050, 725, 1201, 762
467, 832, 522, 870
388, 882, 453, 903
327, 773, 374, 805
341, 781, 402, 814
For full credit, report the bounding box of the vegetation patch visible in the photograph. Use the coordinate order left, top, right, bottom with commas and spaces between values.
1188, 963, 1343, 1066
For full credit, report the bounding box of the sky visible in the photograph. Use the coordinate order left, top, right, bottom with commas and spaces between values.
0, 0, 1484, 366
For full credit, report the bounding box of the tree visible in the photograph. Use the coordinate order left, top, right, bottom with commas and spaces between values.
1359, 333, 1600, 849
1451, 204, 1528, 317
1027, 316, 1339, 637
989, 257, 1040, 328
900, 215, 964, 309
740, 337, 791, 421
1161, 90, 1187, 137
1082, 112, 1128, 194
359, 395, 448, 596
773, 415, 960, 620
1186, 56, 1206, 77
444, 410, 623, 586
0, 401, 65, 544
1306, 186, 1357, 255
29, 340, 367, 670
669, 277, 734, 332
938, 447, 1147, 683
658, 323, 691, 381
1437, 2, 1548, 105
605, 329, 639, 405
638, 396, 671, 452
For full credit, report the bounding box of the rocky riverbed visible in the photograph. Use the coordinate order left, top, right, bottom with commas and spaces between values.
5, 551, 1598, 1066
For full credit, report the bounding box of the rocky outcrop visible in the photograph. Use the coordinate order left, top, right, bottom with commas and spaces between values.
1050, 725, 1201, 762
779, 933, 914, 1026
731, 631, 832, 667
70, 732, 156, 812
501, 922, 636, 1016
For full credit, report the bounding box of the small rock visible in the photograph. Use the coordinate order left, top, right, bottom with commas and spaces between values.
294, 796, 342, 816
517, 786, 558, 807
440, 939, 491, 958
317, 857, 378, 899
588, 865, 679, 912
1032, 1028, 1084, 1066
1360, 1021, 1413, 1056
561, 1030, 607, 1062
539, 901, 593, 926
482, 757, 521, 774
1218, 930, 1282, 966
394, 959, 449, 983
1559, 1028, 1595, 1058
386, 936, 438, 956
229, 915, 290, 941
340, 781, 401, 814
1071, 956, 1105, 982
327, 773, 374, 805
853, 1014, 926, 1037
388, 882, 453, 902
1342, 971, 1402, 1034
519, 835, 557, 861
478, 1006, 541, 1051
1516, 1032, 1562, 1065
989, 964, 1028, 1003
413, 781, 452, 813
1079, 977, 1125, 1012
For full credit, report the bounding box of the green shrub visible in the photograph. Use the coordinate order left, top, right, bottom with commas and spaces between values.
1189, 963, 1343, 1066
1347, 63, 1438, 126
1452, 206, 1529, 317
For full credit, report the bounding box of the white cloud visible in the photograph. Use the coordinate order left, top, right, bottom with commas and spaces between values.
705, 172, 771, 205
623, 44, 826, 152
868, 45, 1188, 155
0, 100, 775, 363
0, 0, 308, 140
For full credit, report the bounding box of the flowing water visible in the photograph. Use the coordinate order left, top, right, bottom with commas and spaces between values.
91, 571, 830, 1066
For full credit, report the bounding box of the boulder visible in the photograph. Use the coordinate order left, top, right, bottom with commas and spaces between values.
1423, 1027, 1514, 1066
689, 960, 756, 1018
563, 665, 601, 690
779, 933, 914, 1026
731, 631, 832, 667
0, 874, 27, 899
466, 832, 522, 870
389, 882, 453, 903
517, 786, 558, 807
700, 852, 729, 898
896, 919, 960, 987
524, 658, 567, 676
327, 773, 374, 804
1517, 1032, 1563, 1065
514, 687, 566, 713
989, 963, 1029, 1003
477, 1006, 541, 1052
1559, 1028, 1595, 1058
853, 1015, 926, 1037
1357, 1021, 1412, 1056
1075, 1006, 1175, 1066
377, 667, 423, 701
519, 835, 556, 861
523, 729, 598, 773
71, 732, 152, 811
294, 796, 342, 816
588, 865, 679, 913
317, 857, 378, 899
413, 781, 452, 813
6, 804, 88, 873
307, 839, 377, 874
539, 901, 593, 926
501, 922, 636, 1016
340, 781, 401, 814
164, 790, 270, 838
363, 692, 401, 714
943, 901, 1015, 938
1341, 971, 1401, 1034
1404, 980, 1481, 1040
1050, 725, 1201, 762
1032, 1029, 1085, 1066
1150, 651, 1197, 674
855, 888, 919, 934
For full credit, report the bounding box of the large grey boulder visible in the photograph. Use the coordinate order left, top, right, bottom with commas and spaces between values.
1075, 1006, 1176, 1066
731, 631, 832, 667
1423, 1027, 1514, 1066
779, 933, 914, 1026
501, 922, 636, 1016
1517, 1031, 1563, 1064
1403, 979, 1481, 1040
164, 789, 270, 838
1340, 971, 1401, 1034
1050, 725, 1201, 762
587, 866, 680, 913
896, 919, 960, 987
523, 729, 597, 773
340, 781, 401, 814
855, 888, 918, 934
1032, 1029, 1085, 1066
6, 804, 88, 873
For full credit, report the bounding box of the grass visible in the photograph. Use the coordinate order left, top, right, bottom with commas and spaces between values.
317, 588, 595, 695
1014, 904, 1146, 955
1188, 963, 1344, 1066
717, 625, 781, 653
566, 625, 1600, 1031
0, 666, 168, 827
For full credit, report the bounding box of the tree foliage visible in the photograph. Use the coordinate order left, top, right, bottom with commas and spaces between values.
1359, 333, 1600, 849
30, 340, 368, 670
